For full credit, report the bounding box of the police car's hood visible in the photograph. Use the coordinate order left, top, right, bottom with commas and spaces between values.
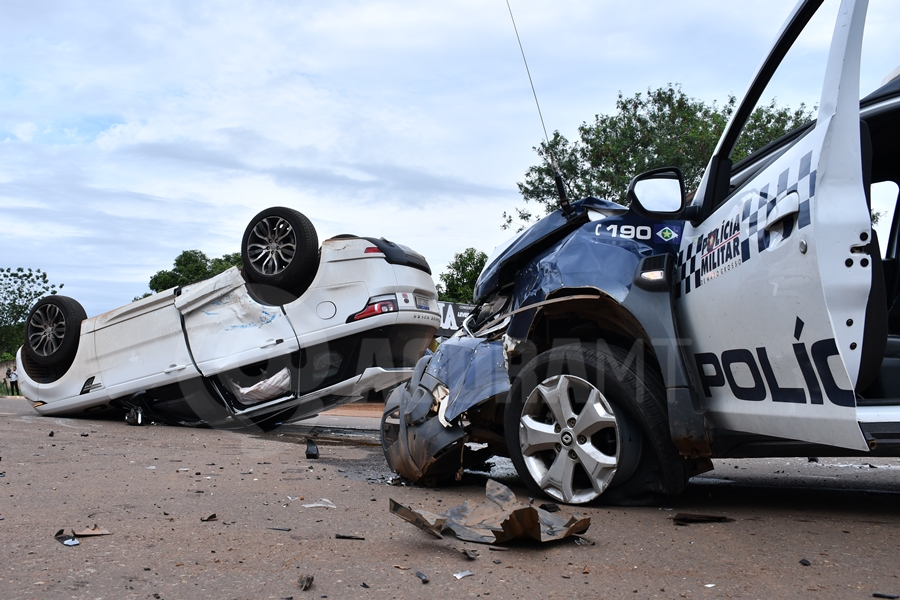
474, 197, 627, 302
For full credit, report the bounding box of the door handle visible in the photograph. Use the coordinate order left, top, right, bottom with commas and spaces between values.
260, 338, 284, 349
765, 191, 800, 231
164, 364, 187, 374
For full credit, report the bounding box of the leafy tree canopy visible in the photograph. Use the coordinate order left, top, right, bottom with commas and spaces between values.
0, 268, 63, 357
437, 248, 488, 303
148, 250, 243, 294
505, 84, 813, 230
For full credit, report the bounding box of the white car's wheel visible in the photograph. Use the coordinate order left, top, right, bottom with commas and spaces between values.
241, 207, 318, 296
22, 295, 86, 380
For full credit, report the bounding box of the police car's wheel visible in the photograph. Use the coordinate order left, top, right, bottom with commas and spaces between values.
23, 295, 87, 370
505, 343, 687, 505
241, 207, 319, 297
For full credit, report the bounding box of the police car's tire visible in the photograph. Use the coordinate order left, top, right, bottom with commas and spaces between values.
23, 295, 87, 372
241, 207, 319, 297
505, 343, 688, 506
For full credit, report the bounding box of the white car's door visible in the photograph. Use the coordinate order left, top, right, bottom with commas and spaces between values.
676, 0, 871, 450
93, 294, 200, 396
175, 268, 300, 377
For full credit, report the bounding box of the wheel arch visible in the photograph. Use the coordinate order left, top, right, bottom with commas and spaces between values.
506, 281, 713, 459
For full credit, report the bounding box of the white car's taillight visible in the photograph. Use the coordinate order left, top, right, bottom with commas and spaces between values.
348, 295, 398, 322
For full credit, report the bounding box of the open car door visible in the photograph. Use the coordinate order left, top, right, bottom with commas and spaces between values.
676, 0, 872, 451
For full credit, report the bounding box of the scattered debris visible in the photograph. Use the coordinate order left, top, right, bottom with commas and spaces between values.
873, 593, 900, 599
335, 533, 365, 540
671, 513, 734, 526
488, 546, 509, 552
125, 408, 144, 426
302, 499, 336, 509
200, 514, 218, 522
705, 584, 716, 588
80, 432, 89, 437
454, 570, 474, 580
583, 565, 590, 574
415, 571, 429, 584
268, 527, 293, 532
54, 529, 79, 546
800, 558, 811, 566
361, 582, 369, 588
390, 479, 590, 545
493, 559, 501, 564
573, 536, 595, 547
75, 525, 111, 537
48, 431, 53, 437
306, 439, 319, 459
297, 574, 314, 590
539, 503, 560, 513
393, 565, 410, 570
458, 548, 480, 560
808, 457, 818, 463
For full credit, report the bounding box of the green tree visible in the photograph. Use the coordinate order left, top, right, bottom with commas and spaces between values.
505, 84, 813, 230
437, 248, 488, 303
0, 268, 63, 357
147, 250, 242, 294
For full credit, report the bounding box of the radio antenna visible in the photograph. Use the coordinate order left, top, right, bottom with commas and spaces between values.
505, 0, 572, 215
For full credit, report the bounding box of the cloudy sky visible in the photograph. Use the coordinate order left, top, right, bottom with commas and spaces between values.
2, 0, 899, 317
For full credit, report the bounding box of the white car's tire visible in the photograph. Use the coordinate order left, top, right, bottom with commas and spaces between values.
241, 207, 319, 297
22, 295, 87, 381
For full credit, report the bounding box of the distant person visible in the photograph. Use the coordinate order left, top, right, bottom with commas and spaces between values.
9, 366, 19, 395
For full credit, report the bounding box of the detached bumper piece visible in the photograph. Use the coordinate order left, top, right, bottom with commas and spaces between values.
382, 355, 468, 485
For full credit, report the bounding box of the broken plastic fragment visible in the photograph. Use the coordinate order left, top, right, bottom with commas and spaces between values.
125, 408, 144, 426
334, 533, 365, 540
873, 594, 900, 599
390, 479, 590, 545
75, 525, 111, 536
458, 548, 479, 560
268, 527, 292, 532
54, 529, 79, 546
671, 513, 734, 526
201, 513, 218, 522
415, 571, 429, 584
306, 439, 319, 460
453, 570, 473, 580
302, 499, 336, 509
297, 574, 314, 590
799, 558, 811, 566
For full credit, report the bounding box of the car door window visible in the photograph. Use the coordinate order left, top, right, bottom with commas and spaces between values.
872, 180, 898, 258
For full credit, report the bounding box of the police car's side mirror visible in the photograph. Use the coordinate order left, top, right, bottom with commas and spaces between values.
627, 167, 692, 219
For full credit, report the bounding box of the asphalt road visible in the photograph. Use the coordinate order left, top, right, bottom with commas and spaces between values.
2, 396, 900, 600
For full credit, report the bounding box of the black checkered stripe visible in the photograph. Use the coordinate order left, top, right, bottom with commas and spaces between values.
675, 150, 815, 297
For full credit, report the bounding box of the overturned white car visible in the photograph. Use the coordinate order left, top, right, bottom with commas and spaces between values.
18, 207, 440, 430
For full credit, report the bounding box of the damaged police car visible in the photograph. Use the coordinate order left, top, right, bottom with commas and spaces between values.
382, 0, 900, 504
18, 207, 439, 430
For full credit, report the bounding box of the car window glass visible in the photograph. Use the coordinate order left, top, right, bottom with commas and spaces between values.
872, 180, 898, 258
717, 0, 900, 213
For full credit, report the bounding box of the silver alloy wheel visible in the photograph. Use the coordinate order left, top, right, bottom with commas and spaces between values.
246, 216, 297, 276
28, 302, 67, 357
517, 374, 621, 504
